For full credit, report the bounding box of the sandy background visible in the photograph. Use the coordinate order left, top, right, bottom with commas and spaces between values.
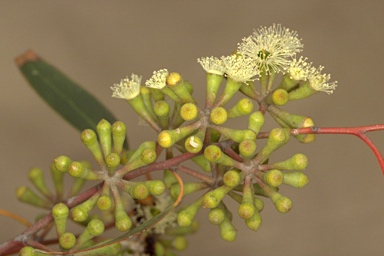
1, 1, 384, 255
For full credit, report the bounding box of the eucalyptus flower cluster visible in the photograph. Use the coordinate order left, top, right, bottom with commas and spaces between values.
17, 24, 337, 255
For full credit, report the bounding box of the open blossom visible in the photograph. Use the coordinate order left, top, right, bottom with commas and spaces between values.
238, 24, 303, 74
197, 56, 225, 76
288, 56, 312, 81
221, 55, 259, 83
308, 66, 337, 94
111, 73, 142, 100
145, 69, 169, 89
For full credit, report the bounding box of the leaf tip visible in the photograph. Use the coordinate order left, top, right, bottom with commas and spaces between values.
15, 49, 40, 67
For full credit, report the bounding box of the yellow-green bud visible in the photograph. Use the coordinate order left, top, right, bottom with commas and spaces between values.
180, 103, 198, 121
105, 152, 121, 170
172, 236, 188, 251
166, 72, 182, 87
263, 169, 284, 187
154, 100, 170, 117
71, 193, 99, 222
228, 98, 254, 118
245, 210, 262, 232
68, 161, 100, 180
52, 203, 69, 237
202, 185, 232, 209
283, 172, 309, 188
204, 145, 238, 167
269, 88, 289, 106
238, 203, 256, 220
145, 180, 166, 196
158, 124, 199, 148
96, 119, 112, 157
112, 121, 126, 155
59, 232, 76, 250
130, 183, 149, 200
54, 155, 72, 173
170, 182, 209, 199
208, 207, 226, 225
219, 214, 237, 241
81, 129, 104, 165
270, 153, 308, 171
155, 241, 165, 256
210, 107, 228, 125
16, 186, 50, 209
177, 197, 203, 227
223, 170, 242, 188
96, 195, 112, 211
76, 219, 105, 247
238, 181, 256, 219
239, 139, 257, 158
19, 246, 46, 256
140, 148, 157, 164
166, 72, 195, 103
50, 162, 64, 200
115, 210, 132, 232
274, 196, 292, 213
184, 135, 203, 153
248, 111, 265, 136
254, 197, 264, 212
255, 128, 290, 163
28, 167, 52, 198
295, 117, 316, 143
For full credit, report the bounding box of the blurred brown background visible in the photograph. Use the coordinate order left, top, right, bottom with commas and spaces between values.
1, 1, 384, 255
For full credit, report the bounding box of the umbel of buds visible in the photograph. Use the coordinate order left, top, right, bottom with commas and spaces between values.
16, 24, 336, 255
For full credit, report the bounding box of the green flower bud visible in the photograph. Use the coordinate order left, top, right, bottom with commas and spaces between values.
19, 246, 46, 256
141, 148, 157, 164
180, 103, 198, 121
255, 128, 290, 164
210, 107, 228, 125
277, 73, 299, 92
219, 213, 237, 241
208, 205, 226, 225
166, 72, 195, 104
172, 236, 188, 251
205, 73, 223, 107
239, 139, 257, 158
215, 78, 242, 107
287, 80, 319, 100
248, 111, 265, 136
268, 88, 289, 106
223, 169, 242, 188
81, 129, 104, 166
52, 203, 69, 237
184, 135, 203, 153
283, 172, 309, 188
191, 155, 211, 172
96, 119, 112, 157
126, 141, 156, 163
128, 94, 161, 132
238, 203, 256, 220
245, 210, 262, 232
163, 169, 178, 188
154, 100, 170, 128
105, 152, 121, 171
158, 123, 199, 148
59, 232, 76, 250
269, 153, 308, 171
96, 195, 112, 211
262, 169, 284, 187
238, 181, 256, 220
76, 219, 105, 248
71, 193, 99, 222
111, 121, 126, 155
254, 197, 264, 212
170, 182, 209, 199
76, 242, 122, 256
130, 183, 149, 200
274, 196, 292, 213
68, 176, 86, 198
16, 186, 51, 209
54, 155, 72, 173
211, 126, 256, 143
28, 167, 52, 198
295, 117, 316, 143
68, 161, 100, 180
228, 98, 254, 118
204, 145, 238, 167
177, 197, 203, 227
145, 180, 166, 196
141, 86, 157, 121
115, 208, 132, 232
50, 163, 64, 200
203, 185, 232, 208
155, 241, 165, 256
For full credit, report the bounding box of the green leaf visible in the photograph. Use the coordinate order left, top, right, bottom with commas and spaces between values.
16, 50, 128, 148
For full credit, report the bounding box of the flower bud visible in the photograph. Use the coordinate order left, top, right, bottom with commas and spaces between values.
16, 186, 50, 209
184, 135, 203, 153
177, 197, 203, 227
248, 111, 265, 136
239, 139, 257, 158
145, 180, 166, 196
96, 195, 112, 211
170, 182, 208, 199
205, 73, 223, 107
50, 163, 64, 200
283, 172, 309, 188
269, 153, 308, 171
210, 107, 228, 125
219, 213, 237, 241
268, 88, 289, 106
245, 210, 262, 232
215, 78, 242, 107
228, 98, 254, 118
238, 181, 256, 220
105, 152, 121, 171
154, 100, 170, 128
96, 119, 112, 157
203, 185, 232, 209
208, 206, 226, 225
166, 72, 195, 103
172, 236, 188, 251
255, 128, 290, 163
68, 161, 100, 180
19, 246, 46, 256
52, 203, 69, 237
158, 124, 199, 148
223, 169, 242, 188
191, 155, 211, 172
76, 219, 105, 248
28, 167, 52, 198
115, 208, 132, 232
130, 183, 149, 200
76, 242, 122, 256
71, 193, 99, 222
204, 145, 238, 167
277, 73, 299, 92
294, 117, 316, 143
59, 232, 76, 250
54, 155, 72, 173
81, 129, 104, 166
112, 121, 126, 155
180, 103, 198, 121
262, 169, 283, 187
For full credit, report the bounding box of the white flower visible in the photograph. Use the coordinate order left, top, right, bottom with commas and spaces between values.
288, 56, 312, 81
145, 69, 169, 89
111, 73, 142, 100
308, 66, 337, 94
221, 55, 259, 83
197, 56, 225, 75
238, 24, 303, 74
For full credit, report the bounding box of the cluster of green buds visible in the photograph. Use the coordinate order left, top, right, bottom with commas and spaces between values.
17, 24, 337, 255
